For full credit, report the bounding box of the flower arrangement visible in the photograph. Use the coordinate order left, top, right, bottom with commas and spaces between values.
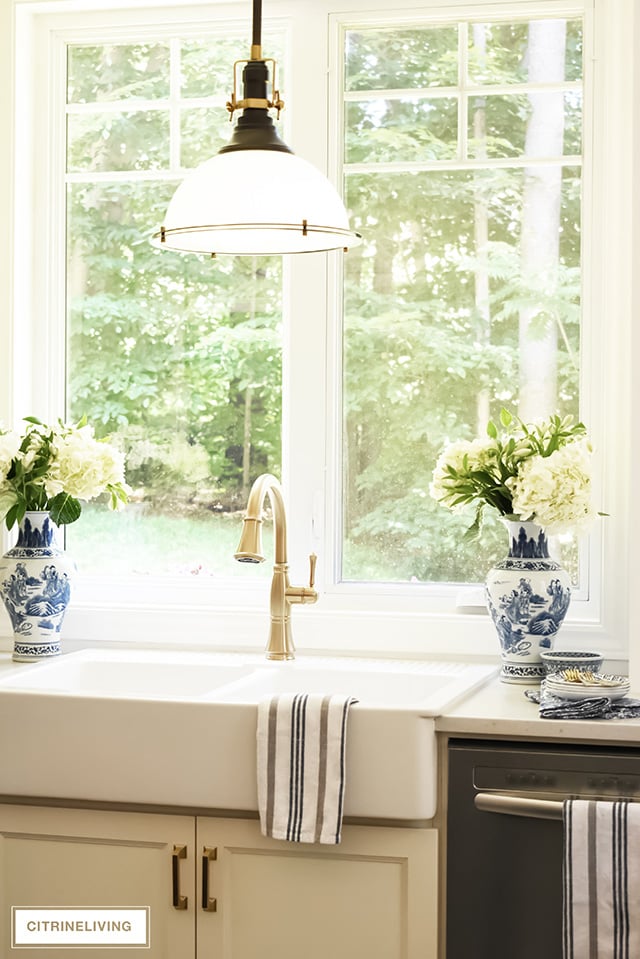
430, 408, 596, 538
0, 417, 129, 530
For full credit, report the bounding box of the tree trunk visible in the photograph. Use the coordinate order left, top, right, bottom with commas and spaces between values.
518, 20, 566, 422
472, 24, 491, 435
242, 385, 253, 498
241, 258, 259, 497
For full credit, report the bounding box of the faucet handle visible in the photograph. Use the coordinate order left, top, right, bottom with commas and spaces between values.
287, 554, 319, 606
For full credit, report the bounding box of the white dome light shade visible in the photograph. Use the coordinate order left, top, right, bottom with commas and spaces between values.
153, 150, 362, 255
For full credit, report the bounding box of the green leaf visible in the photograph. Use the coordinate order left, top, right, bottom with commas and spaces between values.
486, 419, 498, 439
5, 503, 20, 531
462, 504, 484, 542
499, 408, 513, 428
108, 486, 129, 509
48, 493, 82, 526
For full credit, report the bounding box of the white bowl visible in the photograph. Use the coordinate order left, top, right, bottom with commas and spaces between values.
540, 650, 604, 675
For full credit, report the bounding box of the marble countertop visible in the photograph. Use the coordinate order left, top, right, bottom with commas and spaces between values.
436, 675, 640, 744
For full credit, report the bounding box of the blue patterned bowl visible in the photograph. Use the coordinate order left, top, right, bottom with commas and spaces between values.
540, 650, 604, 675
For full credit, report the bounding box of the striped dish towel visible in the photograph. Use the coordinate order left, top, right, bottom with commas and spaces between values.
564, 799, 640, 959
257, 693, 358, 844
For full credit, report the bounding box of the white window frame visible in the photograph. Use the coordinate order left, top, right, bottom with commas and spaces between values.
0, 0, 635, 664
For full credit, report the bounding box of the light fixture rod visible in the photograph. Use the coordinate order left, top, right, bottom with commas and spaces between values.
252, 0, 262, 50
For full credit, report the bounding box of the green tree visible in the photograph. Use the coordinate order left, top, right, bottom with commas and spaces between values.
66, 41, 283, 517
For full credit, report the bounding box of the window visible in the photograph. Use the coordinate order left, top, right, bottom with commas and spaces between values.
341, 18, 584, 585
5, 0, 634, 659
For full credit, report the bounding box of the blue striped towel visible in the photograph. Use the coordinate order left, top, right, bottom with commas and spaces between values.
564, 799, 640, 959
257, 693, 358, 844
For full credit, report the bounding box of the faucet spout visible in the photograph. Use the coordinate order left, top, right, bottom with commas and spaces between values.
234, 473, 317, 660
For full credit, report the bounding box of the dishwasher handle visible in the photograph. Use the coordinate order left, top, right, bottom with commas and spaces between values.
474, 792, 563, 820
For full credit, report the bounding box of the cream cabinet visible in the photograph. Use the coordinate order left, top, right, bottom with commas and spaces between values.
196, 816, 438, 959
0, 804, 195, 958
0, 804, 437, 959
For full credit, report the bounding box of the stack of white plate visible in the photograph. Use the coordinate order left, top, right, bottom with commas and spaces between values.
545, 672, 630, 701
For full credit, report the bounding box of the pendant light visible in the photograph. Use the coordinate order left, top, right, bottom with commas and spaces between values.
152, 0, 361, 256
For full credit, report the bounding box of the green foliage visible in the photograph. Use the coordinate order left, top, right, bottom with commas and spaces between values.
67, 175, 282, 513
430, 409, 589, 534
65, 30, 285, 528
49, 492, 83, 527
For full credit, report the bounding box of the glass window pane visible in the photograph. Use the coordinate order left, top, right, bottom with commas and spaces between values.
67, 44, 170, 103
467, 19, 582, 84
346, 97, 458, 163
180, 107, 243, 167
342, 161, 581, 584
345, 26, 459, 92
180, 36, 247, 98
65, 180, 282, 577
67, 111, 170, 173
65, 33, 288, 579
564, 19, 584, 83
467, 22, 529, 85
180, 31, 286, 99
468, 91, 581, 159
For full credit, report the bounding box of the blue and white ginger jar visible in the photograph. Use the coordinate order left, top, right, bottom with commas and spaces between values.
0, 511, 76, 661
485, 520, 571, 684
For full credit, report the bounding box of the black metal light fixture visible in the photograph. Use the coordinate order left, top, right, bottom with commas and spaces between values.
152, 0, 361, 256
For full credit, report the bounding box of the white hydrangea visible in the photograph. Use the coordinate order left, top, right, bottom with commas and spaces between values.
45, 425, 127, 502
429, 438, 496, 508
0, 428, 21, 478
506, 439, 595, 534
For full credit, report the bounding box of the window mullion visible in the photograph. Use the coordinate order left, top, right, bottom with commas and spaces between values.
169, 36, 181, 171
458, 20, 468, 160
282, 4, 332, 590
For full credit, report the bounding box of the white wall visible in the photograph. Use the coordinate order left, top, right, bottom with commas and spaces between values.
0, 0, 14, 427
628, 3, 640, 690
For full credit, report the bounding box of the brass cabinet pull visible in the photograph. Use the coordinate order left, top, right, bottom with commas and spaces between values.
172, 844, 188, 910
202, 846, 218, 912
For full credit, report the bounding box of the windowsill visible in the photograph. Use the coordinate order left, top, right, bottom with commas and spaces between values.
0, 593, 619, 660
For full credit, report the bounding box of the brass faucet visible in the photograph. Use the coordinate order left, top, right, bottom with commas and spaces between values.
234, 473, 318, 660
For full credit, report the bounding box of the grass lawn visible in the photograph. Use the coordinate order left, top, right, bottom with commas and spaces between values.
66, 505, 274, 578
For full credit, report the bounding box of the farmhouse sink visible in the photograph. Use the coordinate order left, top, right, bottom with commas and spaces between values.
0, 648, 255, 699
211, 658, 493, 712
0, 648, 496, 820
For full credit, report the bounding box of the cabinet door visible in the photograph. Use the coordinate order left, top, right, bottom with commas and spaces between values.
0, 804, 195, 958
196, 818, 437, 959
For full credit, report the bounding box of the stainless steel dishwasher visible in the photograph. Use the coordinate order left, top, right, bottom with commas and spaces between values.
446, 737, 640, 959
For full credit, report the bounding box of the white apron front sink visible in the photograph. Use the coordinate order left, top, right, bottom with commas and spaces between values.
0, 648, 496, 820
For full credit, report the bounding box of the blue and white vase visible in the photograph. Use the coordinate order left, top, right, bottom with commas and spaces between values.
485, 520, 571, 684
0, 511, 75, 662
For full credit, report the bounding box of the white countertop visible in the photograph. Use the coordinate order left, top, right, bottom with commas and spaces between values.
437, 675, 640, 744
